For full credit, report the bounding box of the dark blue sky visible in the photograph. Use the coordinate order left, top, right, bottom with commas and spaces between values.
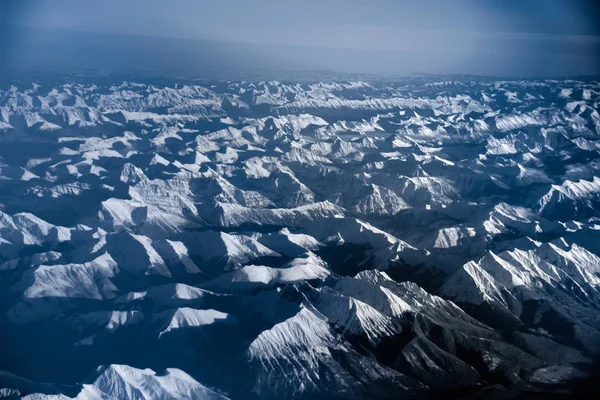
2, 0, 600, 77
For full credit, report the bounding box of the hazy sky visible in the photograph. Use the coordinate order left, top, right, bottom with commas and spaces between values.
2, 0, 600, 77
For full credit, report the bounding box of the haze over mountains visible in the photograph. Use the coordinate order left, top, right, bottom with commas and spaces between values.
3, 27, 600, 81
0, 74, 599, 399
4, 0, 600, 78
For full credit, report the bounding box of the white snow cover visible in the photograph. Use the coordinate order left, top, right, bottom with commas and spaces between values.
23, 364, 230, 400
157, 308, 234, 337
205, 252, 330, 290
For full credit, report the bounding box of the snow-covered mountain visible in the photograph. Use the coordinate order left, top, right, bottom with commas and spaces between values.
1, 76, 599, 399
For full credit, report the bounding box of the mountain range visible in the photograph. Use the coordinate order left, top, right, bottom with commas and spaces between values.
0, 75, 599, 399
